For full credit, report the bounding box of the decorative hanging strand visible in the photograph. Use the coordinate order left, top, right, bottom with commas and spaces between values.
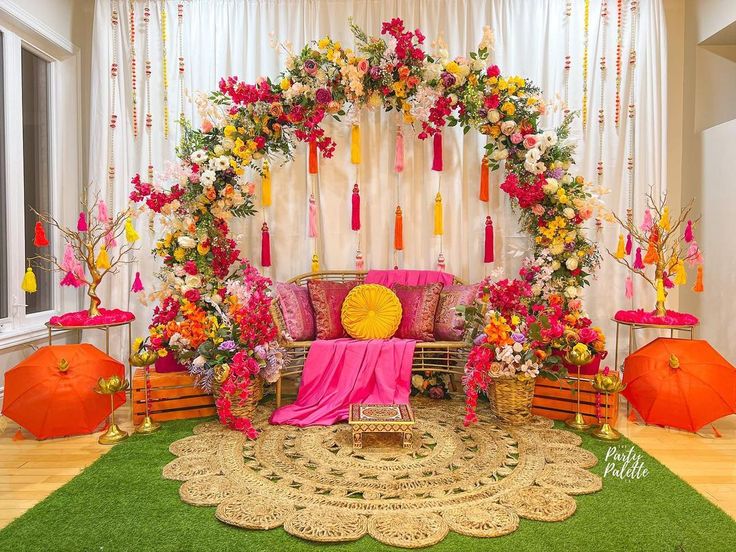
394, 126, 404, 173
128, 0, 138, 138
479, 157, 489, 202
108, 0, 120, 210
394, 206, 403, 251
177, 2, 185, 123
350, 124, 361, 164
431, 132, 443, 172
308, 141, 318, 174
563, 1, 572, 114
484, 216, 494, 263
394, 122, 404, 266
143, 1, 153, 179
626, 0, 639, 202
351, 183, 360, 231
161, 2, 169, 139
261, 160, 272, 207
308, 193, 318, 237
261, 222, 272, 267
597, 1, 609, 184
582, 0, 590, 130
615, 0, 625, 127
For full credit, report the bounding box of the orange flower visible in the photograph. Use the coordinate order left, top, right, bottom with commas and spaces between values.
398, 66, 410, 80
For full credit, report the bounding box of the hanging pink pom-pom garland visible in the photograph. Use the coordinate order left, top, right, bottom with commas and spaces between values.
351, 183, 361, 231
483, 216, 494, 263
97, 200, 110, 223
131, 271, 145, 292
431, 132, 443, 172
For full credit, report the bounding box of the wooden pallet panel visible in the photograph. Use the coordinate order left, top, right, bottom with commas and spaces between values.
131, 368, 215, 424
532, 376, 619, 425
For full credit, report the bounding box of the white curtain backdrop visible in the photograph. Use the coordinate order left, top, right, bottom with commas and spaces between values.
89, 0, 668, 353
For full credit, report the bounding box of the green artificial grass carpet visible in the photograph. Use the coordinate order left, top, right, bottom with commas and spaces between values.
1, 418, 735, 552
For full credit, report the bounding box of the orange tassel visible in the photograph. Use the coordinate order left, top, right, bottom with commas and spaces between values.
308, 141, 318, 174
643, 237, 659, 265
479, 157, 489, 202
33, 221, 49, 247
394, 206, 404, 251
693, 265, 704, 292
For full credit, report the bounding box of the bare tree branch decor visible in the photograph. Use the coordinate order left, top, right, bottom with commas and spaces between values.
26, 188, 141, 317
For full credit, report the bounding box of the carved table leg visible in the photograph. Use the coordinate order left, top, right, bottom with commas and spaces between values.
403, 430, 413, 449
353, 430, 363, 449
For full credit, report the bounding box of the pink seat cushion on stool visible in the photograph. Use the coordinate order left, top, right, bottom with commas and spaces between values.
275, 282, 316, 341
390, 282, 444, 341
307, 280, 358, 340
434, 284, 478, 341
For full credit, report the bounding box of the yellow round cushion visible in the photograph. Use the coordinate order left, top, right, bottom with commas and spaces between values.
341, 284, 403, 340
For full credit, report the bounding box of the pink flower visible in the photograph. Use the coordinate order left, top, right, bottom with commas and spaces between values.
579, 328, 599, 344
315, 88, 332, 104
357, 59, 369, 73
510, 132, 523, 145
531, 204, 545, 216
523, 135, 538, 149
568, 299, 582, 311
246, 182, 256, 195
486, 65, 500, 78
201, 119, 213, 133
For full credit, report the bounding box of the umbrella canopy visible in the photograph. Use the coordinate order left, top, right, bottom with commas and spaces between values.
2, 344, 126, 439
622, 338, 736, 432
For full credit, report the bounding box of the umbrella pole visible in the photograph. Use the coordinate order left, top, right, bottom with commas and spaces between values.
565, 365, 592, 431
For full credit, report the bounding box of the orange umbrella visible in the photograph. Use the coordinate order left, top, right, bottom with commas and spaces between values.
2, 344, 126, 439
622, 338, 736, 432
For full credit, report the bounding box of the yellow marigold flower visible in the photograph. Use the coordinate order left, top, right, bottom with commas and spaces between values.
173, 247, 186, 261
501, 101, 516, 116
224, 125, 236, 137
333, 41, 341, 50
511, 315, 520, 326
392, 81, 406, 98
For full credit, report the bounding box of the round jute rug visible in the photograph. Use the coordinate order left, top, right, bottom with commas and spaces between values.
163, 399, 602, 548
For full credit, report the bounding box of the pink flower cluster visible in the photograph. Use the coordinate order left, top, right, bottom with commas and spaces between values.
500, 173, 545, 209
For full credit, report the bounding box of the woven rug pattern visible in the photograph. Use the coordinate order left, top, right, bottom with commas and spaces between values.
163, 400, 601, 548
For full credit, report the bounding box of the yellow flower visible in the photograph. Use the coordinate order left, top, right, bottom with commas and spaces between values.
132, 337, 143, 352
392, 81, 406, 98
511, 315, 520, 326
224, 125, 236, 137
333, 41, 341, 50
468, 74, 478, 86
403, 112, 415, 124
158, 349, 169, 358
445, 61, 460, 75
575, 176, 585, 184
318, 37, 330, 49
174, 247, 186, 262
497, 78, 508, 90
279, 78, 291, 91
489, 125, 501, 138
197, 242, 210, 255
507, 83, 517, 95
501, 101, 516, 116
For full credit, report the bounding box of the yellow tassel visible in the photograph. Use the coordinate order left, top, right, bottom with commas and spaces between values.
673, 259, 687, 286
95, 245, 111, 269
659, 206, 670, 231
656, 278, 665, 303
125, 218, 140, 243
693, 265, 704, 292
21, 267, 37, 293
350, 124, 361, 164
614, 234, 625, 259
311, 253, 320, 273
261, 160, 272, 207
433, 192, 443, 236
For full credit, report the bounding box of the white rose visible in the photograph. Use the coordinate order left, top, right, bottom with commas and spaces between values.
491, 147, 508, 161
423, 63, 442, 82
190, 149, 208, 164
543, 178, 559, 194
192, 355, 206, 368
551, 260, 561, 271
185, 275, 202, 288
178, 236, 196, 249
212, 156, 230, 171
513, 342, 523, 353
563, 207, 576, 219
213, 145, 225, 156
471, 58, 485, 71
488, 109, 501, 123
525, 148, 541, 162
565, 257, 579, 271
500, 120, 516, 135
562, 174, 573, 184
542, 130, 558, 147
564, 286, 578, 298
201, 170, 216, 185
211, 293, 222, 304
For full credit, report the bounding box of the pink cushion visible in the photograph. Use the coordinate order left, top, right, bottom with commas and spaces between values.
275, 282, 316, 341
434, 284, 478, 341
390, 282, 444, 341
307, 280, 358, 340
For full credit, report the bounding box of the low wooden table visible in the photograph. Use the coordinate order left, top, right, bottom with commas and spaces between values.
348, 403, 415, 449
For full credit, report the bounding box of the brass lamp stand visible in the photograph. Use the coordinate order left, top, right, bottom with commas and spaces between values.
564, 346, 593, 431
590, 371, 626, 441
130, 350, 161, 434
94, 376, 130, 445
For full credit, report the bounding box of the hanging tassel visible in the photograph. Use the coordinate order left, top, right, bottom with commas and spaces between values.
308, 141, 318, 174
21, 267, 37, 293
625, 234, 633, 255
105, 229, 118, 249
484, 216, 494, 263
61, 243, 75, 271
686, 240, 703, 266
394, 127, 404, 173
673, 259, 687, 286
72, 259, 85, 281
633, 247, 644, 269
261, 160, 272, 207
625, 276, 634, 298
77, 212, 88, 232
684, 220, 693, 243
659, 206, 670, 231
131, 271, 144, 292
33, 222, 49, 247
350, 124, 361, 164
433, 192, 443, 235
311, 253, 320, 273
663, 271, 674, 289
125, 218, 140, 243
260, 222, 272, 267
60, 271, 84, 288
95, 245, 111, 270
643, 237, 659, 265
641, 209, 653, 232
97, 200, 110, 223
656, 278, 666, 304
351, 183, 361, 231
437, 252, 446, 272
693, 265, 704, 292
432, 132, 443, 172
394, 206, 404, 251
614, 234, 626, 259
308, 194, 318, 237
479, 157, 490, 202
355, 249, 365, 271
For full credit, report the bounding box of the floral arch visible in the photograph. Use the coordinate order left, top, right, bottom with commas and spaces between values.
131, 18, 604, 433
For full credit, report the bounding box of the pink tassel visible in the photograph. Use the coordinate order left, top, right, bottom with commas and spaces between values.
261, 222, 271, 267
351, 183, 361, 231
61, 243, 76, 272
684, 220, 693, 243
77, 212, 88, 232
432, 132, 443, 172
394, 128, 404, 173
663, 271, 674, 289
483, 216, 494, 263
687, 240, 703, 266
625, 234, 632, 255
131, 272, 144, 292
633, 247, 645, 269
625, 276, 634, 298
105, 229, 118, 249
97, 200, 109, 223
437, 252, 446, 272
308, 194, 318, 237
72, 260, 86, 281
641, 209, 653, 232
355, 249, 365, 271
60, 271, 84, 288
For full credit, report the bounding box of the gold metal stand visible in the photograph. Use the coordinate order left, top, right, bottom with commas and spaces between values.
130, 351, 161, 434
590, 371, 626, 441
564, 347, 593, 431
94, 376, 130, 445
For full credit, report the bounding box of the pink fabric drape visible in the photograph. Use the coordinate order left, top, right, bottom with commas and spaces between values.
365, 269, 454, 287
269, 338, 415, 426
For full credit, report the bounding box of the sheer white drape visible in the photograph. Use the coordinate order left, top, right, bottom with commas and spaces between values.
89, 0, 667, 347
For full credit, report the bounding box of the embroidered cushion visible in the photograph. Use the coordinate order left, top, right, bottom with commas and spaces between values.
433, 284, 478, 341
307, 280, 358, 340
341, 284, 403, 340
390, 282, 444, 341
274, 282, 316, 341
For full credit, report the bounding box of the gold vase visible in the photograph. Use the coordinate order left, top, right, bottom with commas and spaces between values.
130, 351, 161, 435
94, 376, 130, 445
590, 371, 626, 441
564, 345, 593, 431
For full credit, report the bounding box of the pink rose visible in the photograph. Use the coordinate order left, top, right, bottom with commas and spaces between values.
201, 119, 214, 133
568, 299, 582, 311
246, 182, 256, 195
531, 204, 545, 216
510, 132, 523, 144
523, 135, 538, 149
357, 59, 369, 73
579, 328, 599, 344
315, 88, 332, 104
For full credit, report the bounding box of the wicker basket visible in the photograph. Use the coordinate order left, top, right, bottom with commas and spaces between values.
213, 376, 264, 420
488, 376, 535, 425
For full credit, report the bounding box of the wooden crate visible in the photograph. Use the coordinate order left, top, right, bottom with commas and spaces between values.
532, 374, 618, 426
131, 368, 216, 424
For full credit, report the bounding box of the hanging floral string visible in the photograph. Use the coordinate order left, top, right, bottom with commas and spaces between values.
597, 1, 608, 184
626, 0, 639, 192
261, 160, 272, 269
143, 1, 153, 180
484, 215, 494, 263
350, 122, 362, 269
432, 131, 444, 270
581, 0, 590, 130
261, 222, 271, 267
128, 0, 138, 138
615, 0, 624, 127
108, 0, 120, 211
177, 2, 185, 126
161, 2, 169, 139
563, 1, 572, 114
394, 122, 404, 267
